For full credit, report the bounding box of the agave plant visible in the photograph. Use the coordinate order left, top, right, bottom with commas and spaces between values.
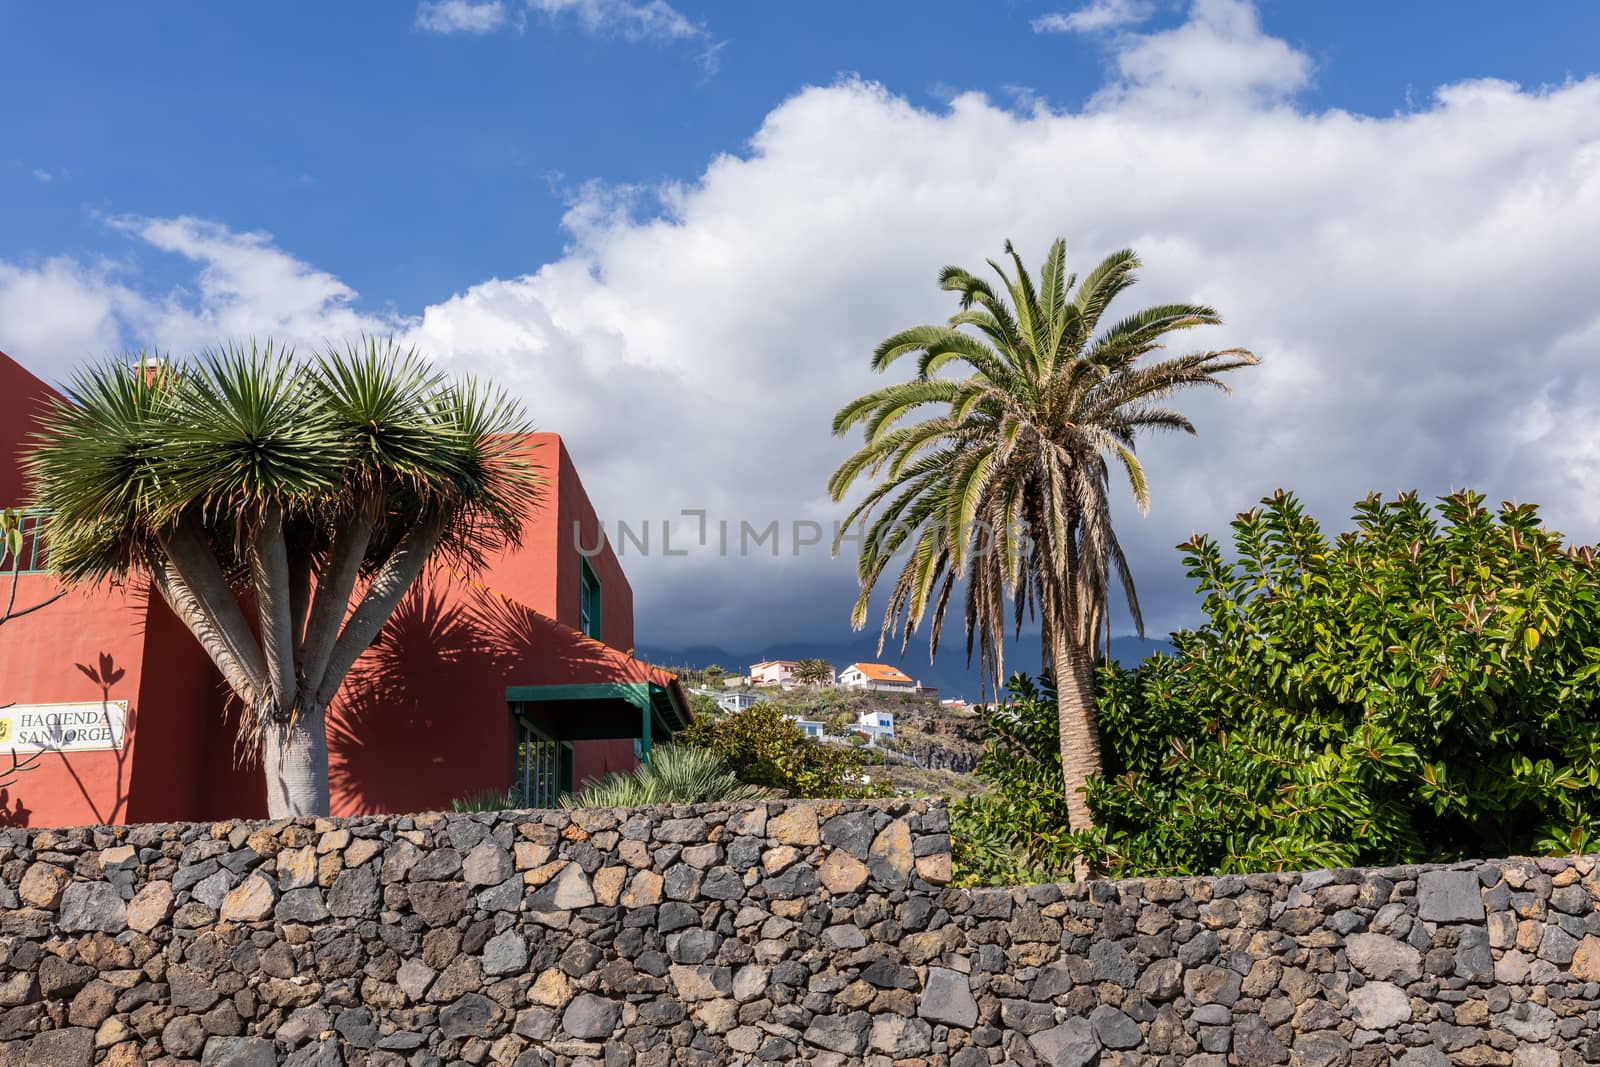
560, 745, 775, 808
26, 339, 541, 817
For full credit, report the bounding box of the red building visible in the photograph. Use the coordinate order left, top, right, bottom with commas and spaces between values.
0, 350, 690, 827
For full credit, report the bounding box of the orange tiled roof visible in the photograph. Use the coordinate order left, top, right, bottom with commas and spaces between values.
847, 662, 913, 683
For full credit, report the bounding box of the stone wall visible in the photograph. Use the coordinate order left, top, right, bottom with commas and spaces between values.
0, 800, 1597, 1066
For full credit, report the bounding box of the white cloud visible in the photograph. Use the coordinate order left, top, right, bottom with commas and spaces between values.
416, 0, 709, 45
7, 0, 1600, 650
0, 257, 131, 369
416, 0, 508, 34
527, 0, 701, 41
1093, 0, 1312, 110
1033, 0, 1153, 34
0, 218, 396, 374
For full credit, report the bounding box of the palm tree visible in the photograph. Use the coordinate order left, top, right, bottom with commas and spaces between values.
794, 658, 833, 685
829, 239, 1255, 868
26, 339, 540, 817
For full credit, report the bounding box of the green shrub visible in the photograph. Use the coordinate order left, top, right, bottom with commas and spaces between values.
677, 703, 886, 798
1080, 489, 1600, 876
560, 745, 772, 808
451, 788, 516, 813
948, 673, 1077, 885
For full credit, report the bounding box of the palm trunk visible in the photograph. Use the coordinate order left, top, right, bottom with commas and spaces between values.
1052, 623, 1102, 881
262, 701, 329, 817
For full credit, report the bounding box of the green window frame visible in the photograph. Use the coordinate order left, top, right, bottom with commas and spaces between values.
579, 558, 602, 641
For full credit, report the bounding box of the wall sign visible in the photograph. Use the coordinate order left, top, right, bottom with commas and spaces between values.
0, 701, 128, 753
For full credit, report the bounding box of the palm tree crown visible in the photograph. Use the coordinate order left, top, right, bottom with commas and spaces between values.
829, 239, 1256, 860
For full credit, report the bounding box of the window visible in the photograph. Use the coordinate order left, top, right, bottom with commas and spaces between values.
515, 719, 569, 808
579, 559, 602, 640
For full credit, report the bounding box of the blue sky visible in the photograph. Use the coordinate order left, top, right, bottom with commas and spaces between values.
7, 1, 1600, 310
4, 1, 1600, 683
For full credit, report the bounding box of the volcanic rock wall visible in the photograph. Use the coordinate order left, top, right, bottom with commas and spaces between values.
0, 799, 1596, 1065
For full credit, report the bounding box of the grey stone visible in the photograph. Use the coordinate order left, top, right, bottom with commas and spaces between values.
1537, 925, 1578, 965
327, 864, 380, 917
23, 1027, 93, 1067
1029, 1019, 1102, 1067
701, 866, 745, 900
57, 882, 126, 932
462, 841, 512, 886
999, 998, 1056, 1035
276, 1006, 333, 1046
333, 1006, 377, 1047
803, 1011, 872, 1056
562, 993, 622, 1040
1344, 932, 1422, 982
918, 967, 978, 1028
440, 992, 500, 1037
1089, 1004, 1141, 1049
200, 1036, 278, 1067
820, 812, 875, 855
1136, 958, 1183, 1000
869, 1014, 933, 1057
1183, 964, 1242, 1007
1498, 1002, 1556, 1042
1455, 924, 1494, 980
1396, 1051, 1451, 1067
276, 887, 331, 923
474, 874, 518, 913
1417, 869, 1484, 923
192, 868, 235, 909
1090, 940, 1139, 985
1233, 1015, 1289, 1064
483, 929, 528, 976
396, 958, 436, 1001
529, 863, 594, 910
1294, 1030, 1350, 1067
1348, 981, 1410, 1029
282, 1039, 343, 1067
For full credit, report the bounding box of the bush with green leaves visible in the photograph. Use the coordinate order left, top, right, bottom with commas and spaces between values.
949, 674, 1077, 885
560, 744, 771, 808
676, 702, 886, 798
450, 788, 516, 813
1077, 489, 1600, 876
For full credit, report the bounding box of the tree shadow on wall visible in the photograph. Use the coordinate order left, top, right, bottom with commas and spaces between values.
329, 577, 513, 814
328, 572, 638, 814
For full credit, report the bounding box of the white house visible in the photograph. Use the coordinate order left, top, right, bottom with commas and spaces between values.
855, 709, 895, 741
690, 688, 765, 714
838, 662, 914, 691
784, 712, 826, 738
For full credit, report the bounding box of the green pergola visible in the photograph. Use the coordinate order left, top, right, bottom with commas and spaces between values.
506, 681, 691, 805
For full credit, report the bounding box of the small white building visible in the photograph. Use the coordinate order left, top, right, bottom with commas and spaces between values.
690, 688, 765, 714
855, 709, 895, 741
785, 712, 826, 738
839, 662, 915, 692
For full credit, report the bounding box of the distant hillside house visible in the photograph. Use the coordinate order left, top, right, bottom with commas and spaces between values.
690, 689, 764, 714
749, 660, 800, 686
784, 712, 825, 738
855, 709, 895, 741
840, 662, 939, 701
839, 662, 912, 689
